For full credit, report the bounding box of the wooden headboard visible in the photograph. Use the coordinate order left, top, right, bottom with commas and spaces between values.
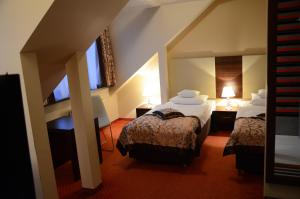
215, 56, 243, 98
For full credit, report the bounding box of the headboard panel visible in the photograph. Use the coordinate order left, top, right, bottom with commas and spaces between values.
215, 56, 242, 98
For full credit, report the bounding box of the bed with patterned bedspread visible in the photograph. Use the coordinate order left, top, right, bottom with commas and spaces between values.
223, 105, 266, 173
117, 107, 210, 164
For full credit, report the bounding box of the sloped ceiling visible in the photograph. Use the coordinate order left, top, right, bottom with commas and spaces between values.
21, 0, 128, 99
169, 0, 267, 58
110, 0, 214, 91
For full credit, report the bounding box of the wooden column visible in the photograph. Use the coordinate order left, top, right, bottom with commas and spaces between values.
158, 47, 169, 103
20, 53, 58, 199
66, 52, 102, 189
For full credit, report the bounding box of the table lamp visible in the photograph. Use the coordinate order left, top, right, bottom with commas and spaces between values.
221, 86, 235, 110
143, 85, 154, 105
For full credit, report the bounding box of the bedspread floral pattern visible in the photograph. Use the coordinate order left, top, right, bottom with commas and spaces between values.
118, 114, 201, 151
223, 116, 265, 155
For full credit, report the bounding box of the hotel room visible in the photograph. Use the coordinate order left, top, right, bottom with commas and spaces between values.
1, 0, 300, 198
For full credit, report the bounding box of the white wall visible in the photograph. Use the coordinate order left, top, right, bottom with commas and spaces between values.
117, 54, 160, 118
0, 0, 128, 197
169, 57, 216, 98
169, 55, 266, 99
0, 1, 56, 198
110, 0, 214, 102
169, 0, 267, 58
243, 55, 267, 98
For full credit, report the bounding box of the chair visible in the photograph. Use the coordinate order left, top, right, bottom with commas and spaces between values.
91, 95, 114, 152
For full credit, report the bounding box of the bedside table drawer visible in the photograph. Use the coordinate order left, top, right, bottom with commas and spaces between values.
136, 108, 150, 118
215, 112, 236, 120
136, 104, 153, 118
211, 111, 237, 132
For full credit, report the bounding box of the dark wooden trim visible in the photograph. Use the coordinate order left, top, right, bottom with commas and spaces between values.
266, 0, 281, 184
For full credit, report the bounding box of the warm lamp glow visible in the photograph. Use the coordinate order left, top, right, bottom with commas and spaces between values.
221, 86, 235, 110
221, 86, 235, 98
143, 85, 154, 105
143, 86, 153, 97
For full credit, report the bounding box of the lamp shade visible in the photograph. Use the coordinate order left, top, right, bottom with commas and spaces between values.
221, 86, 235, 98
143, 85, 154, 97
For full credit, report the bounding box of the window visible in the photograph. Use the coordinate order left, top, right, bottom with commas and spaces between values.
53, 75, 69, 101
51, 41, 103, 102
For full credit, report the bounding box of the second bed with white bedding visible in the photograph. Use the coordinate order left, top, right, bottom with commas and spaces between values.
223, 103, 266, 172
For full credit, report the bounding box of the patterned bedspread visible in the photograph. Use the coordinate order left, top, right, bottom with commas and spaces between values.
223, 115, 265, 156
117, 110, 201, 156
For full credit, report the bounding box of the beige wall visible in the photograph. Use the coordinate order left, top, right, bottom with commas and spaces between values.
110, 0, 214, 102
117, 54, 160, 118
169, 57, 216, 98
45, 0, 214, 120
168, 55, 266, 99
22, 0, 128, 100
243, 55, 267, 99
1, 0, 128, 197
169, 0, 267, 58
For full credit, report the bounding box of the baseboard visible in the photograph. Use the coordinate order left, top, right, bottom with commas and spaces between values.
112, 118, 134, 123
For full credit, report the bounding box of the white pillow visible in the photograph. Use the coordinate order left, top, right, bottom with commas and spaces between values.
177, 89, 200, 98
170, 95, 207, 105
257, 89, 267, 98
250, 98, 266, 106
198, 95, 208, 101
251, 93, 266, 106
251, 93, 260, 100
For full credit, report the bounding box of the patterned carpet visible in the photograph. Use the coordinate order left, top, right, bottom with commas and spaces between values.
55, 119, 263, 199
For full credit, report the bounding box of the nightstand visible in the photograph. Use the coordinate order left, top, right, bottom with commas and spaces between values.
210, 106, 238, 133
136, 104, 153, 118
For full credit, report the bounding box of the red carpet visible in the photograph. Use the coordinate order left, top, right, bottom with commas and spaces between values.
55, 119, 263, 199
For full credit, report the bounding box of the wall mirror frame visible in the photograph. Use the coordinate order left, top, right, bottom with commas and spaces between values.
266, 0, 300, 186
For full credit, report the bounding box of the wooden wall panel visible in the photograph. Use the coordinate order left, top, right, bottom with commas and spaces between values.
215, 56, 243, 98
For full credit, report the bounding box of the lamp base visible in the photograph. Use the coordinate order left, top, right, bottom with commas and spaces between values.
225, 105, 232, 110
225, 97, 232, 110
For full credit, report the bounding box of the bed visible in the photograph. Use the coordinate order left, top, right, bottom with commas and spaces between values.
117, 100, 213, 165
223, 103, 266, 173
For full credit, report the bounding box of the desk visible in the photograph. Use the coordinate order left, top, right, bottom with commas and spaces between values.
47, 116, 102, 180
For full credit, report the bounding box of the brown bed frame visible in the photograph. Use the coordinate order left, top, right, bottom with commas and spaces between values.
124, 119, 211, 165
235, 148, 264, 174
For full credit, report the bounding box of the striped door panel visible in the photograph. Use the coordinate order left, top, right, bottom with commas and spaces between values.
275, 0, 300, 116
